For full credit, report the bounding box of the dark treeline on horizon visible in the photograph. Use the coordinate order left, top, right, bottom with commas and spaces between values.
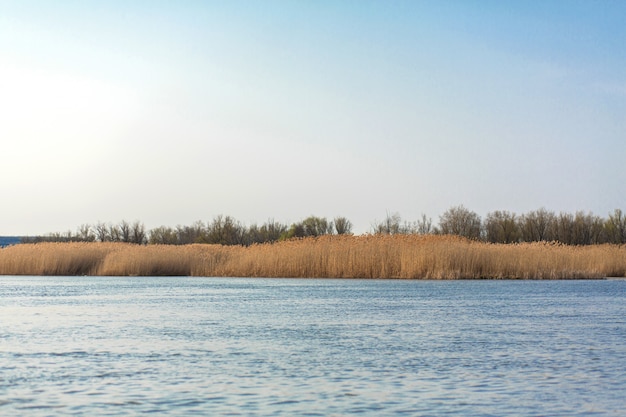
19, 206, 626, 246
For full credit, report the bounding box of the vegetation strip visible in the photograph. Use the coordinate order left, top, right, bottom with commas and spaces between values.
17, 207, 626, 246
1, 235, 624, 279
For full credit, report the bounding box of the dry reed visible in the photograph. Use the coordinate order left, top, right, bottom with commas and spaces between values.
0, 235, 624, 279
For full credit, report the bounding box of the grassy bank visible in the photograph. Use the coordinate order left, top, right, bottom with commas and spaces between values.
0, 235, 624, 279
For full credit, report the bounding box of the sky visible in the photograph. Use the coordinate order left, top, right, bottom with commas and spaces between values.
1, 1, 625, 235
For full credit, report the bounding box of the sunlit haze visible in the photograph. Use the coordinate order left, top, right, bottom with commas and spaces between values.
1, 1, 624, 235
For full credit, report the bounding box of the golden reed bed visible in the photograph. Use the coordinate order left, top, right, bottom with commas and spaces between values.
0, 235, 624, 279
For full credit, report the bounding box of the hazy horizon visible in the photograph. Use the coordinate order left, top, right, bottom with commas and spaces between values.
2, 1, 624, 236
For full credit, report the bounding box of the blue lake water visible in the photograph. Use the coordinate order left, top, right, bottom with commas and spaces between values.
1, 277, 625, 416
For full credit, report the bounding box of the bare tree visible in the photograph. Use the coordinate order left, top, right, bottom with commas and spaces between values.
485, 211, 519, 243
372, 212, 403, 235
95, 222, 110, 242
175, 221, 207, 244
283, 222, 306, 239
109, 223, 122, 242
302, 216, 333, 237
282, 216, 334, 239
569, 211, 604, 245
588, 214, 607, 244
118, 220, 131, 243
130, 221, 147, 244
553, 212, 575, 245
333, 216, 353, 235
260, 219, 288, 242
247, 219, 289, 244
76, 224, 95, 242
438, 205, 482, 239
415, 213, 433, 235
605, 209, 626, 244
518, 208, 556, 242
207, 215, 246, 245
149, 226, 179, 244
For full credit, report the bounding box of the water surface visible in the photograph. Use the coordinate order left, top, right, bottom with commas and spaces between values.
1, 277, 625, 416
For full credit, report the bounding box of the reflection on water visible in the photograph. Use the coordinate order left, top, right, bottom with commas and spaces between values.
1, 277, 625, 416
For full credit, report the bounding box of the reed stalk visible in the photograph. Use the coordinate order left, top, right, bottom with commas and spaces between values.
0, 236, 624, 279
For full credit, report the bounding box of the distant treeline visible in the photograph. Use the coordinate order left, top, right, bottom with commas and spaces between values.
20, 206, 626, 246
21, 216, 353, 246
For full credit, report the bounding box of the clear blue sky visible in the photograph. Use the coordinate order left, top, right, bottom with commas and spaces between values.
1, 1, 625, 235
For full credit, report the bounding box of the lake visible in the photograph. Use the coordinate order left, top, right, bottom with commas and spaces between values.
1, 277, 625, 416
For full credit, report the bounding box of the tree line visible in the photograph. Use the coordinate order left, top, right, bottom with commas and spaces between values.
22, 215, 354, 246
372, 206, 626, 245
21, 206, 626, 246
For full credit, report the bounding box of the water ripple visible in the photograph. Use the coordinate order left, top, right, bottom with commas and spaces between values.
0, 277, 624, 416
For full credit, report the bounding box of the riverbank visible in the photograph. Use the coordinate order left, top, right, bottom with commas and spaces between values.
0, 235, 624, 279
